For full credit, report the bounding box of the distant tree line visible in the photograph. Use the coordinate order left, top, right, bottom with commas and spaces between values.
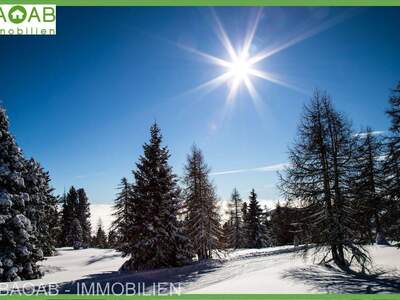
58, 188, 111, 250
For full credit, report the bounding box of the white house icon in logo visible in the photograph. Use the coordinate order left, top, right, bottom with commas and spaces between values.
11, 9, 24, 20
9, 6, 27, 24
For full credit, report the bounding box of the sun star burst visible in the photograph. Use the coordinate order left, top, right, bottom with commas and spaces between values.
176, 8, 340, 109
177, 9, 284, 105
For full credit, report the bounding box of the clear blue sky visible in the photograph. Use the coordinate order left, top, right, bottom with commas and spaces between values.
1, 7, 399, 207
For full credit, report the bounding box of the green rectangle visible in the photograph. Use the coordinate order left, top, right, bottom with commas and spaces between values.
1, 0, 400, 6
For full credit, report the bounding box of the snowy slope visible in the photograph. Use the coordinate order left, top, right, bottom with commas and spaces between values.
0, 248, 125, 292
189, 246, 400, 293
1, 245, 399, 294
40, 248, 126, 284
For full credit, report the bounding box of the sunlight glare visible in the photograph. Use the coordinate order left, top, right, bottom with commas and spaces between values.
228, 53, 251, 82
177, 8, 317, 105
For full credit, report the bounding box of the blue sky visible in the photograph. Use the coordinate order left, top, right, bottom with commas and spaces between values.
1, 7, 399, 208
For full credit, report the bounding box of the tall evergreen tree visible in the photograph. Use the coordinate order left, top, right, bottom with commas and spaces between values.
68, 218, 83, 250
183, 145, 221, 259
384, 81, 400, 243
93, 219, 108, 249
279, 91, 370, 271
121, 123, 192, 271
24, 158, 59, 256
0, 107, 43, 281
226, 188, 245, 249
77, 188, 91, 247
111, 177, 132, 253
352, 128, 387, 244
244, 189, 268, 248
60, 186, 79, 247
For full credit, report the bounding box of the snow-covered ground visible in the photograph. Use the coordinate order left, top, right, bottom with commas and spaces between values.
190, 246, 400, 293
1, 245, 400, 294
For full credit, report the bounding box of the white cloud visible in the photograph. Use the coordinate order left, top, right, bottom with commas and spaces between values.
90, 204, 114, 233
210, 162, 289, 176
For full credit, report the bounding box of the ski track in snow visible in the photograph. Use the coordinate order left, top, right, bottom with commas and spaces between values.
1, 245, 400, 294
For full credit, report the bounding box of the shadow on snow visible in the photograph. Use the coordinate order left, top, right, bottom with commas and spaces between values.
57, 260, 222, 294
282, 265, 400, 293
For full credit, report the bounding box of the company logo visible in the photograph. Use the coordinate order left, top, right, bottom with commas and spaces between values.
0, 5, 56, 35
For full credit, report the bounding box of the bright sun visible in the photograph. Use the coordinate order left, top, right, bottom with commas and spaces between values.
222, 50, 260, 101
228, 54, 251, 81
178, 9, 305, 104
177, 9, 273, 102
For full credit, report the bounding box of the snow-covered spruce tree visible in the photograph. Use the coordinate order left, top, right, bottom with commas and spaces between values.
68, 218, 83, 250
244, 189, 268, 248
60, 186, 79, 247
279, 91, 370, 271
111, 177, 132, 253
352, 128, 387, 244
93, 219, 108, 249
0, 107, 43, 281
226, 188, 245, 249
121, 123, 192, 271
24, 158, 59, 256
384, 81, 400, 244
77, 188, 91, 248
183, 145, 221, 260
